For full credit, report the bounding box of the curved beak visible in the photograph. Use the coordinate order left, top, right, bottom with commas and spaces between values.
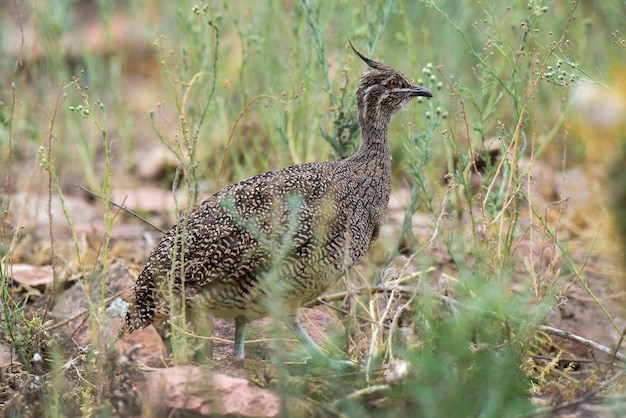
410, 85, 433, 98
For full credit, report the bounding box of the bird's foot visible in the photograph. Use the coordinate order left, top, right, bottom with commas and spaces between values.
326, 357, 357, 372
304, 355, 356, 372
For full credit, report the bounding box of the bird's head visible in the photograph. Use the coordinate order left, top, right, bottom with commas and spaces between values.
350, 41, 433, 128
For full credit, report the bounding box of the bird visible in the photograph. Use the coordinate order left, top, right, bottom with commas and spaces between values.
122, 42, 433, 370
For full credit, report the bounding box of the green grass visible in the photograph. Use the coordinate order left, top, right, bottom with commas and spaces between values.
1, 0, 625, 416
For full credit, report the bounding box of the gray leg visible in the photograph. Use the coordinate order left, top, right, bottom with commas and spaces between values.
233, 315, 248, 358
283, 314, 355, 371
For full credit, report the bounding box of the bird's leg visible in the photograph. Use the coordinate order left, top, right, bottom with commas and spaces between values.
233, 315, 249, 358
283, 314, 355, 371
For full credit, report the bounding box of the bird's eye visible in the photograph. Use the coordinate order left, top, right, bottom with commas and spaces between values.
389, 79, 399, 88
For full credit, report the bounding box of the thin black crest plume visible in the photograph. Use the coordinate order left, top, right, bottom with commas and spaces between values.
348, 39, 388, 71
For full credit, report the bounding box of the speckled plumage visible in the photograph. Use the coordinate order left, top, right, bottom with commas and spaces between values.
123, 44, 432, 368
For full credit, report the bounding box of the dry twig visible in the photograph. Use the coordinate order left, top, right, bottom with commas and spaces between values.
539, 325, 626, 361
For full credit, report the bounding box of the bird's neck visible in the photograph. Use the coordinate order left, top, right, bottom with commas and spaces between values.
345, 122, 392, 216
349, 122, 391, 170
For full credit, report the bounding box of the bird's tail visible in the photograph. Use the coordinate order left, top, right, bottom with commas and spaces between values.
120, 266, 158, 337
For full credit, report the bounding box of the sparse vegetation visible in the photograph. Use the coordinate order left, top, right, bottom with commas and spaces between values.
1, 0, 625, 417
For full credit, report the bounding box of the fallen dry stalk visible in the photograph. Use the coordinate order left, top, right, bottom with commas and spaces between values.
539, 325, 625, 361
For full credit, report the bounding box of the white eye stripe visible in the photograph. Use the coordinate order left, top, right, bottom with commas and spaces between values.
363, 84, 377, 95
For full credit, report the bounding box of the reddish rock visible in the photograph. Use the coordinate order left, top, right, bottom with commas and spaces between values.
9, 264, 54, 288
51, 262, 136, 346
115, 322, 168, 368
138, 365, 281, 417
